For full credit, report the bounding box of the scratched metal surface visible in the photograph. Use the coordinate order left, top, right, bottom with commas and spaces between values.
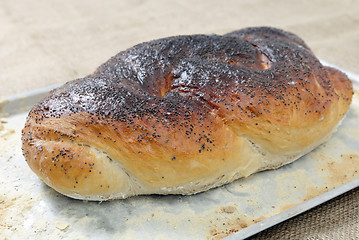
0, 66, 358, 240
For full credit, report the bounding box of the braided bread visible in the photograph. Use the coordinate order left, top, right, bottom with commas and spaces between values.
22, 27, 353, 200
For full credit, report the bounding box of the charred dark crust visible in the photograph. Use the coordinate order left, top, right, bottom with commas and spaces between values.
23, 27, 351, 149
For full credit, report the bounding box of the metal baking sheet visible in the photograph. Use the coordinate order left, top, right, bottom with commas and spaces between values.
1, 65, 358, 240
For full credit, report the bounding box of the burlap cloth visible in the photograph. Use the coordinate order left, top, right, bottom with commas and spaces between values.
1, 0, 358, 239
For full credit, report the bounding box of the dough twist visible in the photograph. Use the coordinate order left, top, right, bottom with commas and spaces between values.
22, 27, 353, 200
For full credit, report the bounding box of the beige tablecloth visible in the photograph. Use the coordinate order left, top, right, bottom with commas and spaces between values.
1, 0, 358, 239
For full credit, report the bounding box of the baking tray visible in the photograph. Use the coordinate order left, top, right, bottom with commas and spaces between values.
1, 64, 358, 240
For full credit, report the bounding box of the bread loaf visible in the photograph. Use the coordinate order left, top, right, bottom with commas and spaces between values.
22, 27, 353, 200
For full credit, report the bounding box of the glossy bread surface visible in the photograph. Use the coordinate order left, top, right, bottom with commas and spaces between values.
22, 27, 353, 200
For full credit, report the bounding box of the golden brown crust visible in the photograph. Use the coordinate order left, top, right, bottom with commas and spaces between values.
22, 27, 353, 200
